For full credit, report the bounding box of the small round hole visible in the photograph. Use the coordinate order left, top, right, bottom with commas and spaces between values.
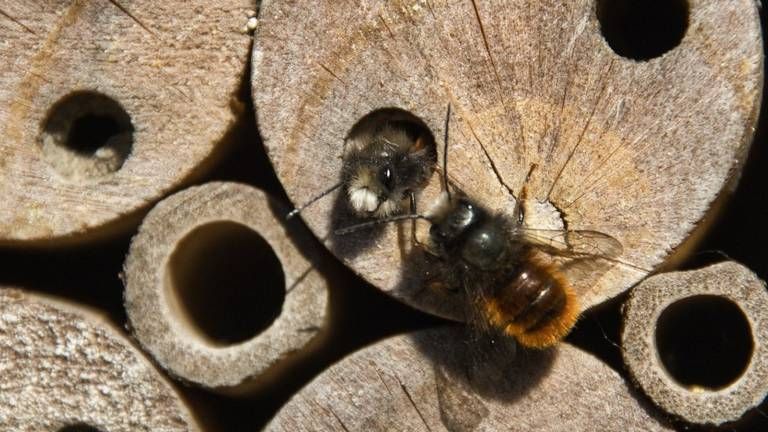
596, 0, 689, 61
40, 91, 133, 180
655, 295, 753, 390
58, 424, 104, 432
166, 221, 286, 346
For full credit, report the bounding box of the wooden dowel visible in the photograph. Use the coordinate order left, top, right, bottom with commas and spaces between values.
267, 327, 673, 431
0, 0, 254, 245
0, 287, 200, 431
252, 0, 762, 320
123, 182, 330, 394
621, 261, 768, 425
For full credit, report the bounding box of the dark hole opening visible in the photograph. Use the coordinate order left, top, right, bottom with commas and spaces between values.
58, 424, 104, 432
66, 114, 122, 155
655, 295, 753, 390
41, 90, 134, 177
168, 221, 286, 346
596, 0, 689, 61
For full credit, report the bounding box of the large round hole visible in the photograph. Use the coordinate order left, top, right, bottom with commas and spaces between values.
596, 0, 689, 61
40, 91, 133, 181
58, 424, 104, 432
655, 295, 753, 390
166, 221, 286, 346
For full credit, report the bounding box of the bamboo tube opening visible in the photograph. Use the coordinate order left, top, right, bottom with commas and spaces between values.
655, 294, 754, 391
57, 424, 104, 432
39, 91, 133, 180
596, 0, 690, 61
166, 221, 286, 347
622, 262, 768, 425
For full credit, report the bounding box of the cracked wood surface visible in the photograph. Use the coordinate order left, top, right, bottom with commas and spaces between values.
0, 287, 200, 432
253, 0, 762, 320
267, 327, 674, 431
0, 0, 253, 245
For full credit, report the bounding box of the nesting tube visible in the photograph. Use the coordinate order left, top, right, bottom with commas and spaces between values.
123, 182, 329, 393
0, 288, 200, 431
0, 0, 253, 245
622, 261, 768, 425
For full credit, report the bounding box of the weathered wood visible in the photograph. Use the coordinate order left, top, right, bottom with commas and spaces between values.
123, 182, 330, 393
253, 0, 762, 322
622, 261, 768, 425
0, 287, 200, 432
0, 1, 253, 245
267, 327, 673, 431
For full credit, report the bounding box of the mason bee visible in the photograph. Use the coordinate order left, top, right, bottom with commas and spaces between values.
288, 111, 436, 219
338, 106, 624, 348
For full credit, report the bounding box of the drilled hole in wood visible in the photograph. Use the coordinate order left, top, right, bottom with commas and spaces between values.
40, 91, 133, 181
596, 0, 689, 61
166, 221, 286, 347
655, 295, 753, 390
57, 424, 103, 432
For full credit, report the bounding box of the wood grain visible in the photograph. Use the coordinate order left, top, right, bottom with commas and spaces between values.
0, 287, 200, 432
267, 327, 673, 431
252, 0, 762, 321
0, 0, 253, 245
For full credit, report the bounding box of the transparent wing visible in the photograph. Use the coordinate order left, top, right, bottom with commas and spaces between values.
516, 227, 643, 298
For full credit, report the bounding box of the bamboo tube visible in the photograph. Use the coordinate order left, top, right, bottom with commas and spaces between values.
622, 261, 768, 425
123, 182, 330, 393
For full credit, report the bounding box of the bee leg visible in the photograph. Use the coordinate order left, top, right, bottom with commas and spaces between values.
408, 192, 438, 257
513, 163, 538, 225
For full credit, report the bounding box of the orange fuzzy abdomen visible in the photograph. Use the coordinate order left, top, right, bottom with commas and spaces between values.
481, 255, 580, 349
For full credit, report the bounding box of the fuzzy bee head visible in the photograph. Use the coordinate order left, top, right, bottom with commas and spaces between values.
343, 124, 435, 218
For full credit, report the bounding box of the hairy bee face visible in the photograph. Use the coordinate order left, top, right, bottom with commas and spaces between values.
344, 133, 435, 218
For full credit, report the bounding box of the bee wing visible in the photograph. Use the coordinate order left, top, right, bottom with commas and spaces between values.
516, 228, 629, 298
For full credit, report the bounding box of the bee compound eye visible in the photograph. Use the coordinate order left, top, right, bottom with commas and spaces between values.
378, 165, 394, 191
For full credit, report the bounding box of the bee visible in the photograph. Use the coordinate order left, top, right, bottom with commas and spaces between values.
287, 111, 436, 220
337, 105, 624, 348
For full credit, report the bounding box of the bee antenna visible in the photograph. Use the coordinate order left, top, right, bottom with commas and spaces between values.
286, 182, 343, 219
334, 213, 430, 236
442, 103, 452, 201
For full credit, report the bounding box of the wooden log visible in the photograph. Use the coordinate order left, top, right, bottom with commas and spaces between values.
0, 287, 200, 432
0, 0, 254, 245
253, 0, 762, 321
621, 261, 768, 426
267, 326, 673, 431
123, 182, 330, 394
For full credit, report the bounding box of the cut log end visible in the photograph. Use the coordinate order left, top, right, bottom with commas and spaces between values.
267, 327, 673, 431
0, 0, 254, 244
622, 261, 768, 425
0, 287, 200, 431
253, 0, 762, 321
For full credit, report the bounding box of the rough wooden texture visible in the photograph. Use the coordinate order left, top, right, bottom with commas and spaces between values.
0, 287, 200, 432
253, 0, 762, 321
267, 327, 672, 431
622, 261, 768, 425
0, 1, 253, 245
124, 182, 330, 393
